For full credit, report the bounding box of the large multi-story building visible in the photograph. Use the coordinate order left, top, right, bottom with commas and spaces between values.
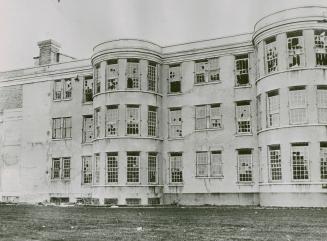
1, 6, 327, 207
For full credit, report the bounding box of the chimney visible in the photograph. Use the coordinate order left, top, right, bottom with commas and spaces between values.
37, 39, 61, 65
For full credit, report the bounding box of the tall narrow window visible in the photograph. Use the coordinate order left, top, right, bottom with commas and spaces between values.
94, 65, 101, 94
106, 105, 119, 136
148, 153, 157, 183
236, 101, 251, 134
169, 108, 182, 138
211, 151, 223, 177
268, 145, 282, 181
51, 158, 61, 179
208, 58, 220, 82
320, 142, 327, 180
62, 117, 72, 138
317, 86, 327, 123
126, 105, 140, 135
267, 90, 280, 127
196, 152, 208, 177
257, 95, 262, 131
265, 37, 278, 73
237, 149, 253, 182
127, 59, 139, 89
82, 156, 92, 184
168, 64, 181, 93
195, 105, 206, 130
94, 108, 101, 138
287, 31, 304, 68
291, 143, 309, 180
289, 86, 307, 124
54, 80, 63, 100
62, 157, 71, 179
148, 106, 158, 137
235, 54, 249, 86
170, 152, 183, 183
148, 62, 157, 92
93, 154, 100, 184
63, 78, 72, 99
83, 75, 93, 102
52, 118, 62, 139
106, 59, 118, 91
314, 30, 327, 66
82, 115, 93, 143
127, 152, 140, 183
107, 152, 118, 183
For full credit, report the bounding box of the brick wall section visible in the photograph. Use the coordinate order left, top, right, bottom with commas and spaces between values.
0, 85, 23, 111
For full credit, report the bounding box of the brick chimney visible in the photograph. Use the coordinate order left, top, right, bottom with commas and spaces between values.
37, 39, 61, 65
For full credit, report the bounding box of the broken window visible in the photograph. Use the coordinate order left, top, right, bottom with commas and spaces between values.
289, 86, 307, 124
93, 153, 100, 184
127, 152, 140, 183
291, 143, 309, 180
314, 30, 327, 66
94, 64, 101, 94
94, 108, 101, 138
107, 152, 118, 183
320, 142, 327, 180
194, 58, 220, 84
287, 31, 304, 68
268, 145, 282, 181
169, 108, 182, 138
83, 75, 93, 102
82, 115, 93, 143
62, 117, 72, 138
53, 79, 72, 100
53, 79, 62, 100
148, 106, 158, 137
106, 59, 119, 91
148, 152, 157, 183
265, 37, 278, 73
170, 152, 183, 183
52, 117, 72, 139
168, 64, 181, 93
63, 78, 72, 99
106, 105, 119, 136
195, 104, 222, 130
126, 105, 140, 135
127, 59, 139, 89
148, 62, 157, 92
237, 149, 252, 182
317, 86, 327, 123
267, 90, 280, 127
51, 157, 70, 180
235, 54, 249, 86
236, 101, 251, 134
82, 156, 92, 184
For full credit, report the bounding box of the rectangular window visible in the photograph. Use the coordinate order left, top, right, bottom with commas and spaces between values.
148, 153, 157, 183
169, 108, 182, 138
62, 157, 71, 179
107, 152, 118, 183
236, 101, 251, 134
94, 65, 101, 94
95, 108, 101, 138
265, 37, 278, 73
83, 75, 93, 102
82, 156, 92, 184
127, 59, 139, 89
194, 58, 220, 84
257, 95, 262, 131
238, 149, 253, 182
195, 104, 222, 130
93, 154, 100, 184
82, 115, 93, 143
291, 143, 309, 180
170, 152, 183, 183
52, 118, 62, 139
53, 80, 62, 100
210, 151, 223, 177
267, 90, 280, 127
106, 60, 119, 91
52, 117, 71, 139
287, 31, 304, 68
106, 105, 119, 136
148, 62, 157, 92
289, 86, 307, 124
51, 157, 70, 180
314, 30, 327, 66
320, 142, 327, 180
148, 106, 158, 137
317, 86, 327, 123
235, 54, 249, 86
63, 78, 72, 99
168, 64, 181, 93
51, 158, 61, 179
126, 198, 141, 205
126, 105, 140, 135
268, 145, 282, 181
196, 152, 208, 177
127, 152, 140, 183
62, 117, 72, 138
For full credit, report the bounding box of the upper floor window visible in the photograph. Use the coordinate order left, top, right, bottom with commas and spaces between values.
127, 152, 140, 183
51, 157, 71, 180
291, 143, 309, 180
235, 54, 249, 86
106, 105, 119, 136
168, 64, 181, 93
82, 115, 93, 143
52, 117, 72, 139
170, 152, 183, 183
106, 59, 118, 91
317, 86, 327, 123
268, 145, 282, 181
169, 108, 182, 138
314, 30, 327, 66
320, 142, 327, 180
126, 105, 140, 135
82, 156, 92, 184
236, 101, 251, 134
94, 64, 101, 94
127, 59, 139, 89
237, 149, 253, 182
287, 31, 304, 68
195, 104, 222, 130
94, 108, 101, 138
148, 62, 158, 92
148, 106, 158, 137
83, 76, 93, 102
267, 90, 280, 127
196, 151, 223, 178
289, 86, 307, 124
194, 58, 220, 84
265, 37, 278, 74
53, 79, 72, 100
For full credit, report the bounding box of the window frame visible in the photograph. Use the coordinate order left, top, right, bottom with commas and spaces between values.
148, 152, 158, 184
82, 115, 93, 143
195, 151, 223, 178
195, 104, 222, 130
317, 86, 327, 124
82, 156, 92, 184
107, 152, 118, 184
268, 145, 282, 182
105, 105, 119, 136
147, 106, 158, 137
147, 62, 158, 92
93, 153, 100, 184
127, 152, 140, 183
169, 152, 183, 183
288, 86, 307, 125
237, 149, 253, 183
194, 58, 220, 84
83, 75, 93, 103
126, 59, 140, 90
105, 59, 119, 91
168, 108, 182, 138
126, 105, 140, 136
235, 101, 252, 134
51, 157, 71, 181
267, 90, 280, 128
168, 64, 181, 93
264, 37, 278, 74
235, 54, 249, 86
291, 143, 309, 181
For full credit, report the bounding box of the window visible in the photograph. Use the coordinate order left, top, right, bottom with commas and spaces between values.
107, 152, 118, 183
93, 154, 100, 184
82, 156, 92, 184
148, 106, 158, 137
291, 143, 309, 180
62, 117, 72, 138
195, 104, 222, 130
148, 198, 160, 205
148, 153, 157, 183
126, 198, 141, 205
83, 76, 93, 102
52, 118, 62, 139
63, 79, 72, 99
94, 65, 101, 94
268, 145, 282, 181
52, 117, 72, 139
289, 86, 307, 124
314, 30, 327, 66
236, 101, 251, 134
104, 198, 118, 205
196, 151, 223, 177
126, 105, 140, 135
106, 105, 119, 136
237, 149, 253, 182
257, 95, 262, 131
320, 143, 327, 180
194, 58, 220, 84
267, 90, 280, 127
51, 157, 71, 180
127, 152, 140, 183
53, 79, 72, 100
170, 152, 183, 183
53, 80, 62, 100
169, 108, 182, 138
317, 86, 327, 123
265, 37, 278, 73
235, 54, 249, 86
148, 62, 157, 92
106, 60, 118, 91
287, 31, 304, 68
82, 115, 93, 143
168, 64, 181, 93
127, 59, 139, 89
94, 108, 101, 138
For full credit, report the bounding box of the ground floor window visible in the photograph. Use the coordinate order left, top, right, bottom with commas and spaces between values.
82, 156, 92, 184
320, 142, 327, 180
291, 143, 309, 180
268, 145, 282, 181
107, 152, 118, 183
196, 151, 223, 177
170, 152, 183, 183
237, 149, 252, 182
148, 153, 158, 183
51, 157, 71, 180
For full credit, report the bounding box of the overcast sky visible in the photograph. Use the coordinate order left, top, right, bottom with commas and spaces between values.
1, 0, 327, 71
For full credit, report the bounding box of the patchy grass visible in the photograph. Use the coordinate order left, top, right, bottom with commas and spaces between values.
0, 205, 327, 241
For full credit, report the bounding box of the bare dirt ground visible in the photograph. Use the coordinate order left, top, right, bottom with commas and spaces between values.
0, 205, 326, 241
